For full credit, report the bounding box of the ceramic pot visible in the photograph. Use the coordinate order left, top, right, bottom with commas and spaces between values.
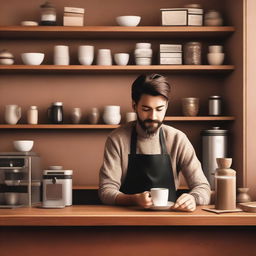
71, 108, 82, 124
88, 108, 100, 124
182, 98, 199, 116
237, 187, 251, 203
5, 105, 21, 124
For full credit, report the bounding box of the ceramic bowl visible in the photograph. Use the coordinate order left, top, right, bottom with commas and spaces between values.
104, 105, 121, 113
103, 113, 121, 125
208, 45, 223, 53
207, 53, 225, 65
13, 140, 34, 152
116, 16, 141, 26
114, 53, 129, 65
21, 53, 44, 65
239, 202, 256, 212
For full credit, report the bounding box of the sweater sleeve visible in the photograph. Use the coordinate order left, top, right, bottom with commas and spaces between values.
98, 136, 123, 205
176, 133, 211, 205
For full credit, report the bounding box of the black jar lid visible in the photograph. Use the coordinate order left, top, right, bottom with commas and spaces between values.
201, 127, 228, 136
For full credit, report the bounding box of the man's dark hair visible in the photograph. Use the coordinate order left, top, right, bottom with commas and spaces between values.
131, 74, 170, 104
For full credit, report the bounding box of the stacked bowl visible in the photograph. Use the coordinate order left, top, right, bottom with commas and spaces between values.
134, 43, 152, 65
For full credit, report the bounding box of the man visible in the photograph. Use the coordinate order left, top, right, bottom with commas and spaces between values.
99, 74, 211, 211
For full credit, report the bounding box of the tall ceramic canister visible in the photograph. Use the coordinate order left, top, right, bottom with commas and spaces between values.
215, 158, 236, 210
4, 105, 22, 124
201, 127, 228, 189
27, 106, 38, 124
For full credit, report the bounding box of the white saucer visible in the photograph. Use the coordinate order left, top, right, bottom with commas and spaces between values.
148, 201, 174, 210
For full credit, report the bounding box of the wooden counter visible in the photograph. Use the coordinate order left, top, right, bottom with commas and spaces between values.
1, 205, 256, 226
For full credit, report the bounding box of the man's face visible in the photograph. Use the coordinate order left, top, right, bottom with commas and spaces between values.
133, 94, 168, 134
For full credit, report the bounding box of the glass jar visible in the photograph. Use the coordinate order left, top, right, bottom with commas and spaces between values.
40, 1, 57, 26
184, 42, 202, 65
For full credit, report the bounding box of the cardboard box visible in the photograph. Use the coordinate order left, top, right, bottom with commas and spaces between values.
160, 57, 182, 65
160, 44, 182, 52
64, 7, 85, 14
160, 8, 203, 26
63, 15, 84, 26
160, 52, 182, 58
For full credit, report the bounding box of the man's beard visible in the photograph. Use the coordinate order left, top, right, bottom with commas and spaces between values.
137, 116, 163, 135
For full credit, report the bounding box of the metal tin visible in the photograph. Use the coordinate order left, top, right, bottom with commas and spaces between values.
201, 127, 228, 189
209, 95, 222, 116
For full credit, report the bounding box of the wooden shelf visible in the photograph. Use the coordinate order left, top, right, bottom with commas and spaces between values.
72, 185, 189, 190
0, 65, 235, 73
0, 117, 235, 130
0, 26, 235, 39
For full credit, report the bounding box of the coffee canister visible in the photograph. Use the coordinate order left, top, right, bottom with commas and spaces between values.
209, 96, 222, 116
201, 127, 228, 189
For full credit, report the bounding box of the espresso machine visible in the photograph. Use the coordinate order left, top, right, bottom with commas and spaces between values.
0, 152, 41, 208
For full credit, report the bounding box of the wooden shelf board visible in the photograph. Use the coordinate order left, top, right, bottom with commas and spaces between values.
0, 117, 235, 129
0, 26, 235, 39
0, 65, 235, 73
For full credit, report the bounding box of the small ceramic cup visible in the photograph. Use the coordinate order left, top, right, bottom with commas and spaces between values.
78, 45, 94, 65
216, 158, 232, 169
125, 112, 137, 123
114, 53, 129, 65
209, 45, 223, 53
207, 53, 225, 65
97, 49, 112, 66
54, 45, 69, 65
150, 188, 169, 206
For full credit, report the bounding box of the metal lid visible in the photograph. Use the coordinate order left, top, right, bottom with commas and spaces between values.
52, 102, 63, 106
209, 95, 221, 99
40, 1, 55, 8
43, 170, 73, 175
201, 127, 228, 136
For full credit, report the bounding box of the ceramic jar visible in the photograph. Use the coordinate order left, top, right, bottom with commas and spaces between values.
184, 42, 202, 65
103, 105, 121, 125
182, 98, 199, 116
0, 49, 14, 65
88, 107, 100, 124
125, 112, 137, 123
97, 49, 112, 66
215, 158, 236, 210
27, 106, 38, 124
71, 108, 82, 124
204, 10, 223, 26
40, 1, 57, 26
4, 105, 21, 124
237, 188, 251, 203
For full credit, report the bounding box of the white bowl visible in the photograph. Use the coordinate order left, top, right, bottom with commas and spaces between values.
114, 53, 129, 65
21, 53, 44, 65
208, 45, 223, 53
103, 113, 121, 125
116, 16, 141, 26
207, 53, 225, 65
13, 140, 34, 152
135, 43, 151, 49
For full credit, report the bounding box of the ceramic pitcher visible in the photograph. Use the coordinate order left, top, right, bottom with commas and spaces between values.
4, 105, 21, 124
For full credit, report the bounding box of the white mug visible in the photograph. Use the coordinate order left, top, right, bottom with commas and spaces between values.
54, 45, 69, 65
97, 49, 112, 66
78, 45, 94, 65
150, 188, 169, 206
5, 105, 22, 125
125, 112, 137, 123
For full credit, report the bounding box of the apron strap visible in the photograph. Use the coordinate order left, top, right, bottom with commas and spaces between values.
130, 126, 168, 155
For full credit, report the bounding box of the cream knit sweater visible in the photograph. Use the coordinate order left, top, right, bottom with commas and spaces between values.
99, 121, 211, 205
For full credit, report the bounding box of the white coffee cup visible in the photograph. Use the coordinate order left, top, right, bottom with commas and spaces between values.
78, 45, 94, 65
54, 45, 69, 65
125, 112, 137, 123
97, 49, 112, 66
114, 53, 129, 65
209, 45, 223, 53
150, 188, 169, 206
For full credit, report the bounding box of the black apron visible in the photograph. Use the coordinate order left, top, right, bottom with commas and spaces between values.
120, 126, 177, 202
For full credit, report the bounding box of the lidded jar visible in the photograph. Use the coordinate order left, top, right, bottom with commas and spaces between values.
184, 42, 202, 65
181, 97, 199, 116
40, 1, 57, 26
27, 106, 38, 124
215, 158, 236, 210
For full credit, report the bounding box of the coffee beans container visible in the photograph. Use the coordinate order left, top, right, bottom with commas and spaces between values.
209, 95, 222, 116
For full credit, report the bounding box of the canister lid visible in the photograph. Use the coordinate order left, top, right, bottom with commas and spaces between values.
209, 95, 221, 99
201, 127, 228, 136
40, 1, 55, 9
43, 170, 73, 175
52, 102, 63, 106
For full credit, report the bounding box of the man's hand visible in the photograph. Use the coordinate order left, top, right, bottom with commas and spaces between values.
134, 191, 153, 208
171, 193, 196, 212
